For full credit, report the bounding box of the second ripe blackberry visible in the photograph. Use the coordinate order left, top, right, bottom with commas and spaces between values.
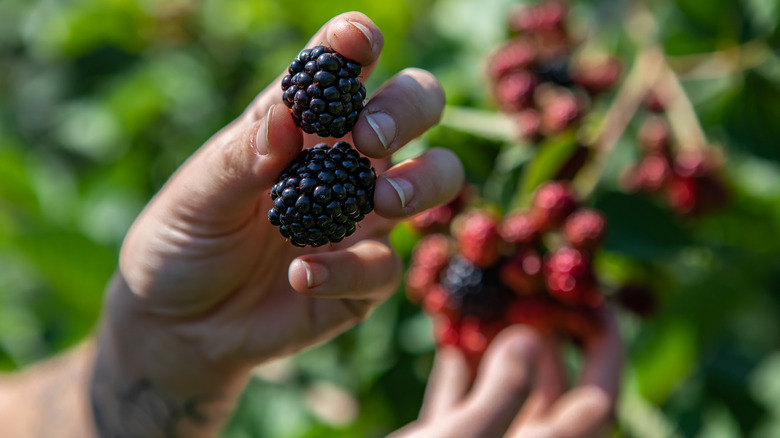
268, 142, 376, 247
282, 45, 367, 138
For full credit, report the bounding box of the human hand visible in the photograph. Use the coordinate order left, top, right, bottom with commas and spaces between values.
392, 309, 622, 438
113, 12, 462, 368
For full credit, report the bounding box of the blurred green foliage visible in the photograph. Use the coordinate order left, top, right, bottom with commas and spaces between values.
1, 0, 780, 437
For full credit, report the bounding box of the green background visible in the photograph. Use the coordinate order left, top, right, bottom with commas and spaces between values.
1, 0, 779, 436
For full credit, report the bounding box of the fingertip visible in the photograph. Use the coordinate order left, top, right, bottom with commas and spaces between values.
288, 258, 329, 294
491, 325, 540, 364
374, 148, 465, 218
326, 12, 383, 67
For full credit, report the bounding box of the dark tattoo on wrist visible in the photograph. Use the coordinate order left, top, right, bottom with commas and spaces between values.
90, 359, 210, 438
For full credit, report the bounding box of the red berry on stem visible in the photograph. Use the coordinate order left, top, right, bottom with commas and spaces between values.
487, 38, 537, 81
544, 247, 599, 305
572, 56, 623, 94
515, 109, 542, 142
456, 211, 502, 268
563, 208, 607, 251
531, 181, 578, 231
541, 90, 581, 134
501, 247, 544, 296
500, 211, 538, 245
494, 71, 537, 112
406, 234, 452, 302
638, 116, 672, 156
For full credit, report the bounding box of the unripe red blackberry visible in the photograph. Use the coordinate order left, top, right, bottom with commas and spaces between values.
455, 211, 502, 268
515, 109, 542, 142
423, 285, 459, 321
541, 90, 581, 134
433, 315, 461, 347
666, 174, 697, 215
282, 45, 367, 138
487, 38, 537, 81
530, 181, 578, 231
509, 0, 568, 34
406, 234, 452, 302
669, 149, 729, 215
621, 154, 671, 193
440, 256, 515, 321
500, 248, 543, 296
674, 148, 721, 178
638, 116, 672, 156
572, 56, 622, 94
563, 208, 607, 251
458, 318, 505, 356
409, 185, 470, 234
268, 142, 376, 247
494, 71, 537, 112
544, 247, 599, 305
500, 211, 538, 245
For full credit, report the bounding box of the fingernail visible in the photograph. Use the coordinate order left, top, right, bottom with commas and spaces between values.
301, 260, 329, 289
365, 112, 396, 150
347, 19, 374, 51
385, 176, 414, 209
254, 106, 274, 156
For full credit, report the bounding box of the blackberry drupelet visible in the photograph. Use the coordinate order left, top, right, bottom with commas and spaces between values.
281, 45, 367, 138
439, 256, 515, 321
268, 142, 376, 247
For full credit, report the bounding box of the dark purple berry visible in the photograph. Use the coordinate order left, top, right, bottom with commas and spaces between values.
269, 142, 376, 247
282, 46, 366, 138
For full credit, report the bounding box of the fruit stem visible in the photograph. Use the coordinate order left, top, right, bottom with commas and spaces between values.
668, 39, 770, 81
574, 47, 665, 197
654, 60, 710, 152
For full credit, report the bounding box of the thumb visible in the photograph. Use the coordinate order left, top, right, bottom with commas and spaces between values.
159, 104, 303, 226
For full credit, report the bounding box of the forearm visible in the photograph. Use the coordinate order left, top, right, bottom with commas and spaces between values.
89, 273, 252, 438
0, 343, 97, 438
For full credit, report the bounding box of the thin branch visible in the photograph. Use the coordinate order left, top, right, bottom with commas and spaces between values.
575, 47, 665, 197
655, 60, 709, 151
667, 40, 771, 81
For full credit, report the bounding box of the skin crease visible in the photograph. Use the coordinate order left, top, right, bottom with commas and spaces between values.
0, 11, 621, 438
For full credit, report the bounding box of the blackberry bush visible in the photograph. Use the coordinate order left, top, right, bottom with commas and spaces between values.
282, 45, 367, 138
268, 142, 376, 247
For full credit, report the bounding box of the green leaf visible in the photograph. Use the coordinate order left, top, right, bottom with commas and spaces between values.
514, 131, 579, 208
594, 191, 693, 260
635, 319, 698, 404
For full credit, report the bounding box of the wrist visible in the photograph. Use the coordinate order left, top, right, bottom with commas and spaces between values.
90, 273, 251, 438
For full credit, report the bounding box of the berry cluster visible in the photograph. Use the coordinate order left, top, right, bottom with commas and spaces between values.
406, 181, 609, 360
269, 47, 375, 247
487, 0, 621, 145
620, 96, 729, 216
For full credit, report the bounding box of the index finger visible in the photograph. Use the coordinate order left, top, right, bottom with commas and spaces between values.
543, 308, 623, 438
241, 12, 385, 124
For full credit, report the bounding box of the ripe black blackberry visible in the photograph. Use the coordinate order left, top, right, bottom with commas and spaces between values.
282, 45, 367, 138
439, 256, 515, 321
268, 142, 376, 247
